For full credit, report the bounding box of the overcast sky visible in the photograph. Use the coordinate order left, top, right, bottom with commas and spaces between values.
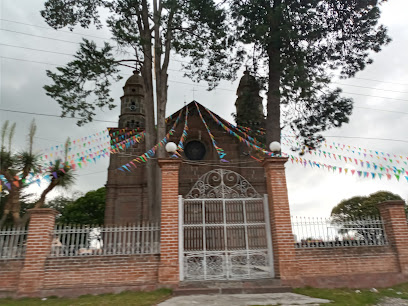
1, 0, 407, 217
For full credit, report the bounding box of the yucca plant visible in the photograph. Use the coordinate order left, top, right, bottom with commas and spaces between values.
0, 121, 76, 226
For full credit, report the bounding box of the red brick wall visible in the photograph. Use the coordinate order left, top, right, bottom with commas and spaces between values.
0, 260, 24, 298
40, 255, 159, 297
290, 246, 407, 288
158, 159, 181, 286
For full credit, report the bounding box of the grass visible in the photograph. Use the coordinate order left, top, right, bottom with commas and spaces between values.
3, 283, 408, 306
294, 282, 408, 305
0, 289, 172, 306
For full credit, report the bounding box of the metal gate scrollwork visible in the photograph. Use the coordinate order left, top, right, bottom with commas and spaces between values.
179, 169, 274, 281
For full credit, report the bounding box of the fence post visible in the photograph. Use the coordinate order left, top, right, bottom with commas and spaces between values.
158, 159, 182, 286
262, 157, 299, 284
378, 200, 408, 275
17, 208, 58, 297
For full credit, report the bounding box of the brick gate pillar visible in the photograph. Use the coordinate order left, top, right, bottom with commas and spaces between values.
263, 157, 298, 283
158, 159, 182, 286
378, 200, 408, 275
17, 208, 58, 297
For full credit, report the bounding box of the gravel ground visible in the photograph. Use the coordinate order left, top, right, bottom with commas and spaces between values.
376, 297, 408, 306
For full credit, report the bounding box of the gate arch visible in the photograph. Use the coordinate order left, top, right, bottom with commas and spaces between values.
179, 169, 274, 281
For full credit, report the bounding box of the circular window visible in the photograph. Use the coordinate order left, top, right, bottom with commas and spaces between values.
185, 140, 206, 160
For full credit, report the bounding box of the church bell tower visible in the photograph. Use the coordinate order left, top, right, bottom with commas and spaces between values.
118, 70, 145, 129
235, 70, 265, 129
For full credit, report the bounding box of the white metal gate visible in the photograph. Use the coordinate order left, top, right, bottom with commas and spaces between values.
179, 169, 274, 281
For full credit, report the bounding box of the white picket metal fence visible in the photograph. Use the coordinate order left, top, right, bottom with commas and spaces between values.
0, 226, 28, 259
50, 223, 160, 257
292, 216, 388, 248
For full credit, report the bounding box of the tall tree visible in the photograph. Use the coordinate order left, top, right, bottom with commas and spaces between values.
228, 0, 391, 147
331, 191, 404, 220
41, 0, 239, 219
58, 187, 106, 225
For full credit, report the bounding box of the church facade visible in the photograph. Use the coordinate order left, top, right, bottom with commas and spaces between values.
105, 70, 267, 225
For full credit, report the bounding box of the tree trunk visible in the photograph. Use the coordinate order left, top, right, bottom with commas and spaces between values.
266, 2, 282, 146
35, 180, 58, 208
266, 44, 281, 146
141, 63, 157, 222
9, 186, 21, 225
0, 209, 10, 228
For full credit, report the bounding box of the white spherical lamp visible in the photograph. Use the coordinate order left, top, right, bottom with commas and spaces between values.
165, 142, 178, 153
269, 141, 281, 152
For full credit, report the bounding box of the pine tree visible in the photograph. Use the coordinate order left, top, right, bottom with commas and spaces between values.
228, 0, 391, 148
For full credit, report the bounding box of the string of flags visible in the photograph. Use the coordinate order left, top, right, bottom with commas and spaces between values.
109, 131, 145, 153
205, 107, 267, 150
195, 102, 228, 162
118, 109, 184, 172
282, 135, 408, 164
288, 155, 408, 183
2, 103, 407, 190
204, 107, 280, 158
172, 105, 189, 158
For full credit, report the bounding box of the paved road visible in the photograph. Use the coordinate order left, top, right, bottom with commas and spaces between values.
158, 292, 331, 306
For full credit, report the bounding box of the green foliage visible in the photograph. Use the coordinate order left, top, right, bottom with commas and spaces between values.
41, 0, 238, 125
331, 191, 404, 220
58, 187, 106, 225
295, 282, 408, 306
43, 40, 122, 126
45, 195, 73, 215
228, 0, 391, 147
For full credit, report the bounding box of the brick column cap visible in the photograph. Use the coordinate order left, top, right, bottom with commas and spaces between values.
378, 200, 406, 208
262, 156, 289, 168
28, 208, 59, 216
158, 158, 182, 169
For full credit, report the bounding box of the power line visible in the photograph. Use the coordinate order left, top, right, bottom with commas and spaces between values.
354, 106, 408, 115
333, 82, 408, 94
2, 108, 406, 144
0, 18, 109, 40
1, 56, 60, 66
80, 170, 107, 176
2, 56, 408, 116
0, 55, 185, 73
353, 77, 408, 86
2, 46, 408, 101
3, 18, 408, 87
0, 108, 117, 124
1, 28, 86, 46
342, 91, 408, 103
0, 43, 73, 56
321, 135, 408, 144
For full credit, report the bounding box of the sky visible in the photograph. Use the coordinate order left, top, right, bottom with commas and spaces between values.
0, 0, 407, 217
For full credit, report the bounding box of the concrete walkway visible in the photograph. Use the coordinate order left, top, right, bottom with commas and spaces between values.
158, 292, 331, 306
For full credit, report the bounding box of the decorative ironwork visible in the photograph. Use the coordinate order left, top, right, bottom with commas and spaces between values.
292, 216, 388, 248
50, 223, 160, 257
185, 169, 261, 199
181, 174, 273, 281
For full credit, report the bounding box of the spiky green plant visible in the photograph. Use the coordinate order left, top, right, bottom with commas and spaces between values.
34, 138, 75, 208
